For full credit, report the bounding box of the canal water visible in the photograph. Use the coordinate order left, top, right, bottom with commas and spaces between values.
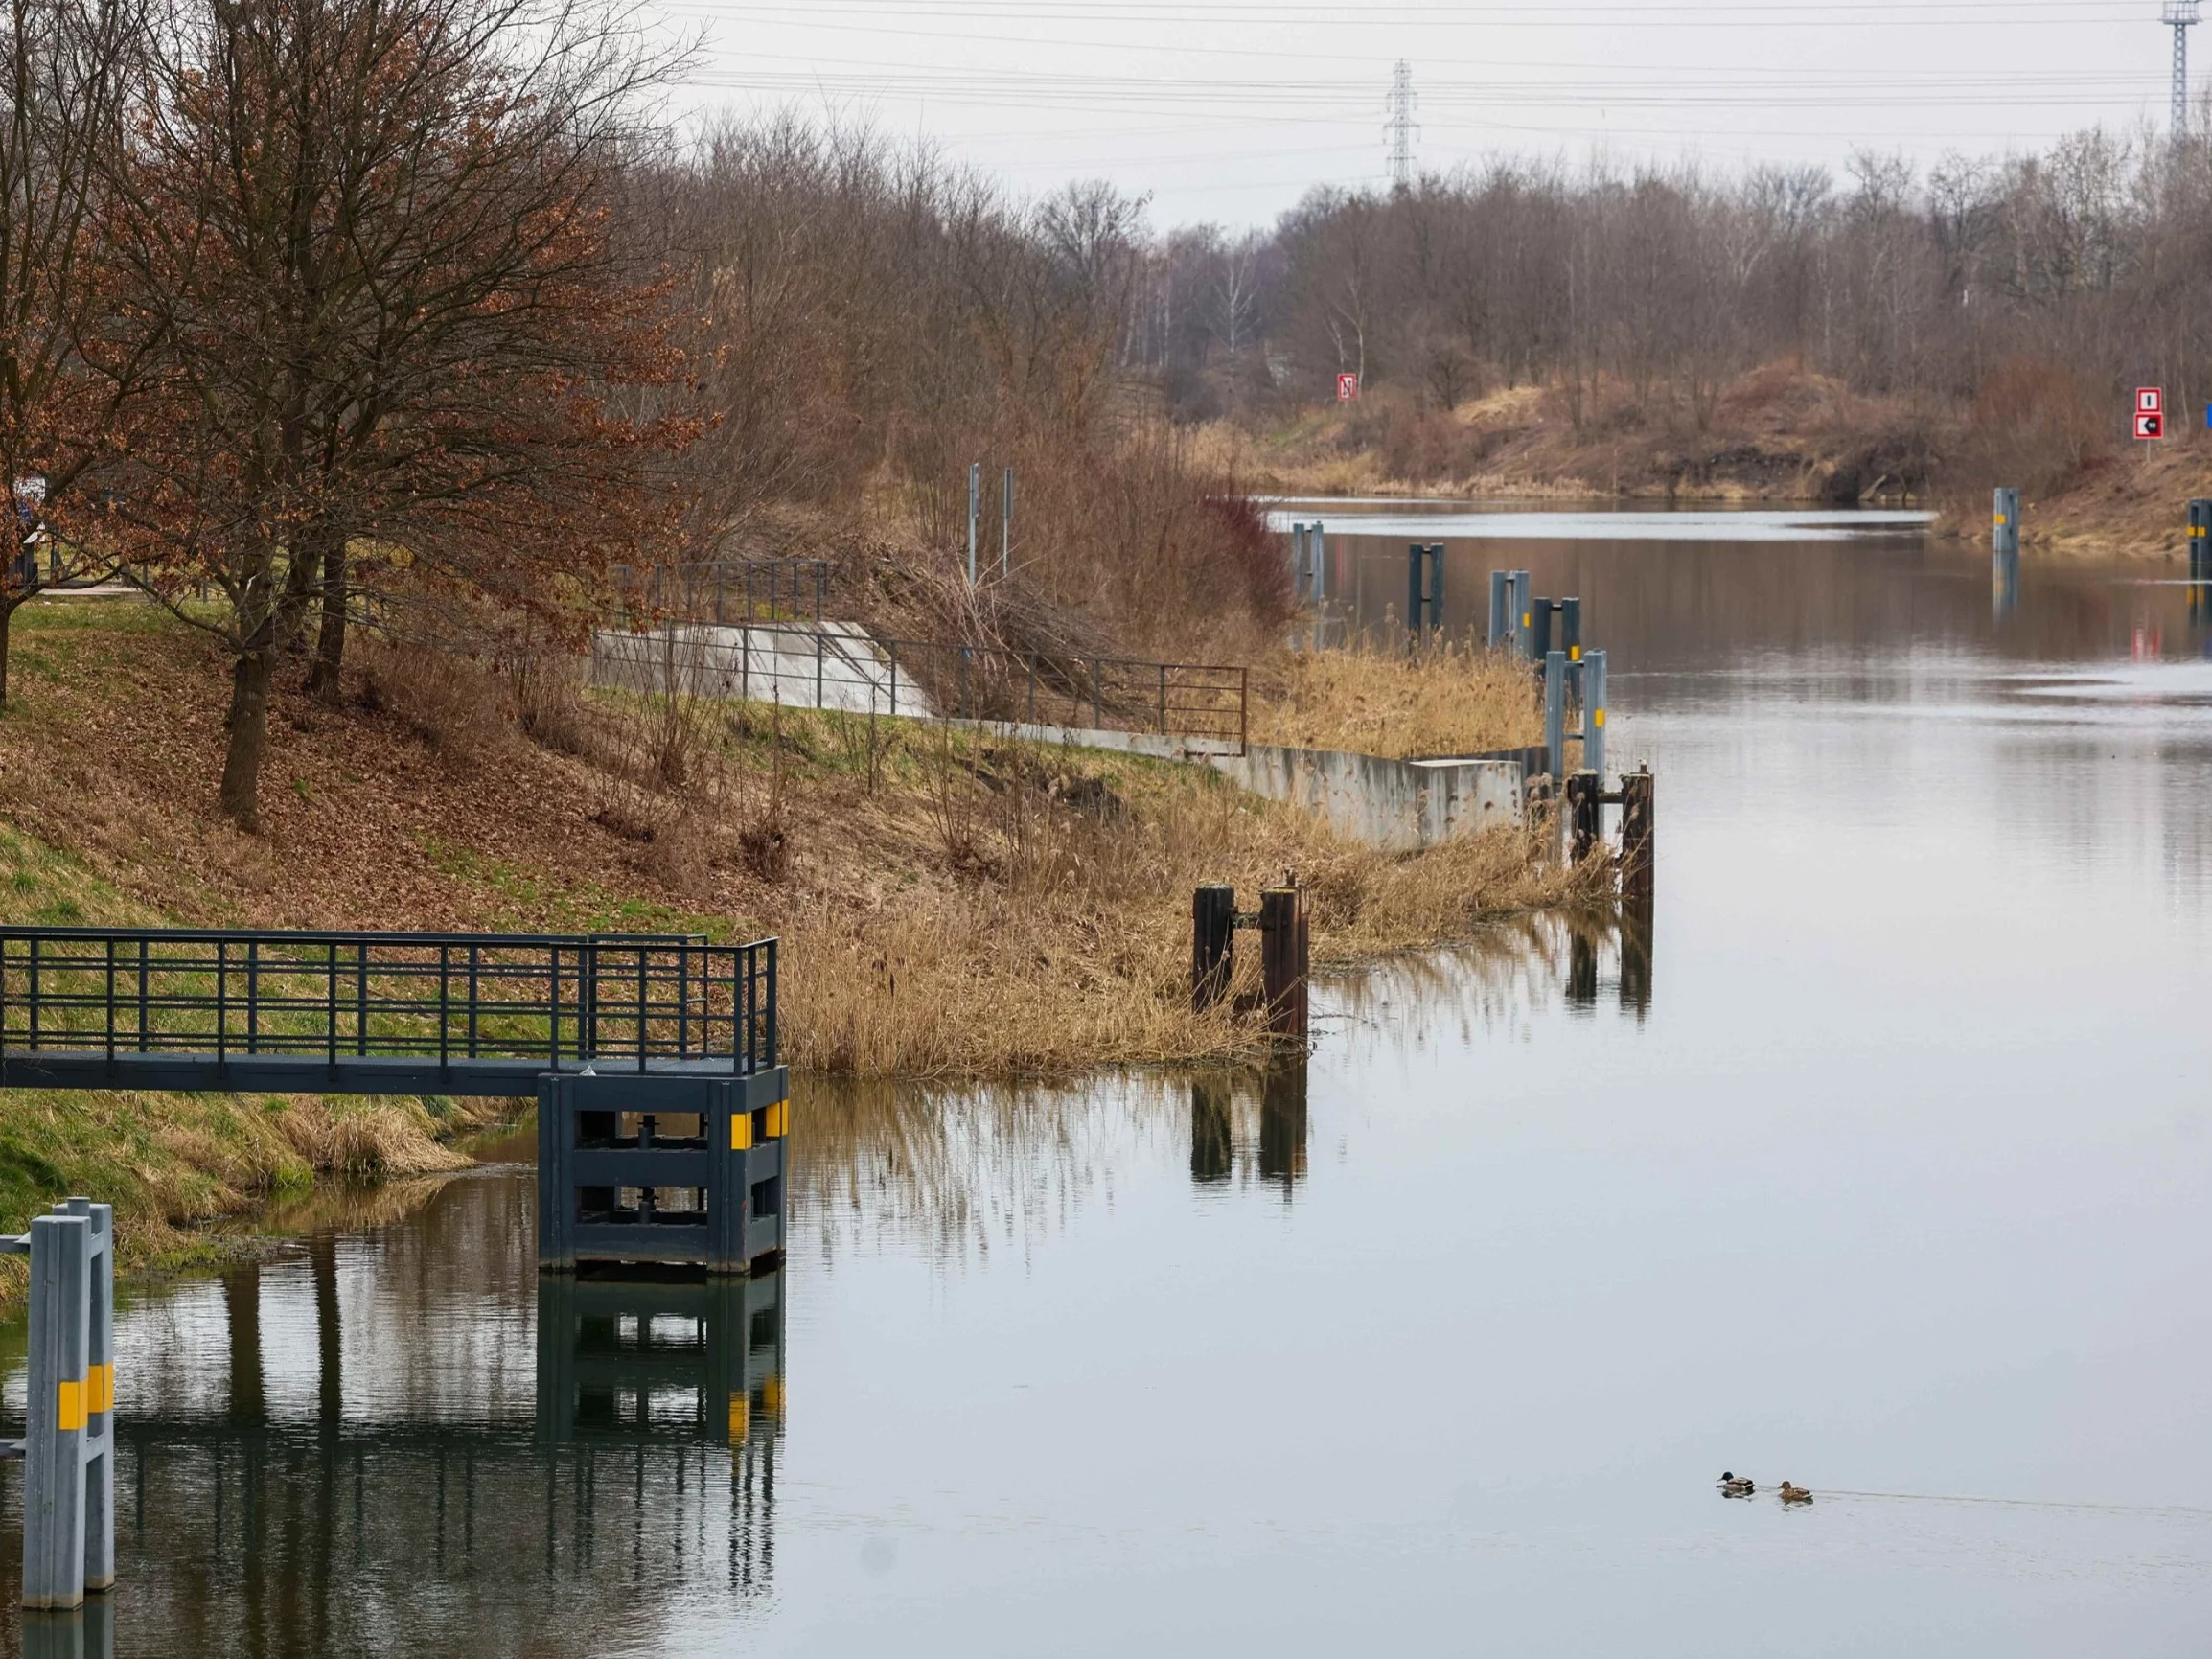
8, 505, 2212, 1656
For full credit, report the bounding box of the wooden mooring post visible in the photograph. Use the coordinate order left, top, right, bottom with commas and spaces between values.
1191, 885, 1235, 1011
1187, 880, 1310, 1042
1620, 766, 1656, 904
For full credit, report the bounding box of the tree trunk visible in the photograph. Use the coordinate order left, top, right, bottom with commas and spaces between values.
220, 646, 275, 830
0, 596, 14, 712
307, 532, 346, 702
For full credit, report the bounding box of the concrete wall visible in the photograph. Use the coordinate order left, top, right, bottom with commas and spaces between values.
947, 719, 1523, 852
590, 623, 1521, 850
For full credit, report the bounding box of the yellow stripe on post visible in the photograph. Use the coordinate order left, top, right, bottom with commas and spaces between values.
1592, 708, 1606, 728
88, 1363, 112, 1415
728, 1394, 750, 1444
1569, 645, 1581, 661
730, 1112, 752, 1151
57, 1378, 84, 1433
766, 1101, 788, 1139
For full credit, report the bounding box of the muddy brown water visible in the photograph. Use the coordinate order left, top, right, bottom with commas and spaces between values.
6, 506, 2212, 1656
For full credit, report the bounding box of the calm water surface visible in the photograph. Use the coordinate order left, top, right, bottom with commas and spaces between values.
9, 506, 2212, 1656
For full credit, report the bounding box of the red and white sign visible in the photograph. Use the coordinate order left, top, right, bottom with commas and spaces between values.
1336, 372, 1359, 402
2137, 386, 2164, 415
2137, 411, 2165, 439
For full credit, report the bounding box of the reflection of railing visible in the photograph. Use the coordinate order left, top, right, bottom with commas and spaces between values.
0, 928, 778, 1093
611, 560, 829, 625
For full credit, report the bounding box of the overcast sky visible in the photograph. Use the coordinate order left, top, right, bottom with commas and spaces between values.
651, 0, 2191, 228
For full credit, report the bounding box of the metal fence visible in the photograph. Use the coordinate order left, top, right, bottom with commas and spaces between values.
880, 636, 1248, 749
591, 624, 1248, 750
611, 561, 829, 626
0, 928, 777, 1080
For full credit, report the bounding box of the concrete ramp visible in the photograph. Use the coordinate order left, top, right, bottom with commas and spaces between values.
591, 623, 933, 717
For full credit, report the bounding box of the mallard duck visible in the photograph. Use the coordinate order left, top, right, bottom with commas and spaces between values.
1717, 1471, 1755, 1497
1778, 1482, 1812, 1504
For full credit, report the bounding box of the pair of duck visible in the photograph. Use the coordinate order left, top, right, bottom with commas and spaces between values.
1717, 1472, 1812, 1503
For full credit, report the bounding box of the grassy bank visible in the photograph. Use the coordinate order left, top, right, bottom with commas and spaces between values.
0, 596, 1588, 1271
1197, 362, 1942, 508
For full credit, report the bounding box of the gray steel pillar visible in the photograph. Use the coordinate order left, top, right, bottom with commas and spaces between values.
967, 461, 980, 585
1992, 487, 2020, 557
1488, 569, 1507, 648
24, 1212, 88, 1609
1509, 571, 1533, 657
1543, 649, 1566, 782
1584, 650, 1607, 781
63, 1200, 111, 1594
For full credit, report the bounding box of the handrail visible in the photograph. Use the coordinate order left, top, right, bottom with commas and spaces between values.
0, 927, 778, 1078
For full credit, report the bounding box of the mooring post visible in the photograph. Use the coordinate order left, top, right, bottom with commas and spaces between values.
1543, 649, 1567, 781
1620, 767, 1656, 906
1584, 649, 1607, 780
1257, 885, 1309, 1042
63, 1200, 111, 1597
1191, 884, 1236, 1011
1509, 569, 1532, 656
24, 1211, 89, 1610
1566, 771, 1601, 864
2190, 498, 2211, 588
1560, 595, 1582, 705
1992, 486, 2020, 557
1488, 569, 1508, 649
1407, 543, 1421, 640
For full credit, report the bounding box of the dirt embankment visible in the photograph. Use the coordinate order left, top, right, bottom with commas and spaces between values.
0, 598, 1590, 1277
1198, 362, 1947, 508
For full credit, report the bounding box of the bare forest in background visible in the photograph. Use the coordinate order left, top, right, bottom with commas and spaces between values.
4, 0, 2206, 831
1135, 127, 2212, 499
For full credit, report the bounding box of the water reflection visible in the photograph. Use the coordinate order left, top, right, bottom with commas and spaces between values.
0, 1170, 788, 1659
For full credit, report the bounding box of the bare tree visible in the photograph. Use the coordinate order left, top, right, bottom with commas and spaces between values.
0, 0, 143, 708
100, 0, 682, 827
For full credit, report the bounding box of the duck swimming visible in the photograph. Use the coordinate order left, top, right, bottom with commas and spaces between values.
1778, 1482, 1812, 1504
1717, 1472, 1755, 1497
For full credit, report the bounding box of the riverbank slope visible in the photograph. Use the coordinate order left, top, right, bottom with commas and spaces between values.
0, 598, 1587, 1270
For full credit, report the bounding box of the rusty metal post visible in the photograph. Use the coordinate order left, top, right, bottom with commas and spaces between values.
1258, 885, 1309, 1041
1620, 767, 1655, 905
1191, 885, 1236, 1011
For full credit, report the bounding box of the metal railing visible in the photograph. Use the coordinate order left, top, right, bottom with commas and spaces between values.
0, 929, 777, 1079
881, 637, 1248, 749
611, 560, 830, 626
594, 623, 1248, 750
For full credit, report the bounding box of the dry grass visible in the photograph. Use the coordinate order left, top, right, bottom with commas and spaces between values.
1245, 639, 1543, 758
0, 599, 1602, 1090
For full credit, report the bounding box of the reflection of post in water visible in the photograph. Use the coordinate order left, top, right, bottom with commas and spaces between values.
1618, 893, 1653, 1020
1257, 1058, 1308, 1191
22, 1601, 111, 1659
1566, 925, 1599, 1010
1189, 1076, 1233, 1184
536, 1268, 785, 1593
222, 1263, 266, 1428
1992, 547, 2019, 619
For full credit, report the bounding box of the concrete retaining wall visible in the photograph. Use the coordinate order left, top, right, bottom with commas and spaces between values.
947, 720, 1523, 852
590, 623, 1521, 850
